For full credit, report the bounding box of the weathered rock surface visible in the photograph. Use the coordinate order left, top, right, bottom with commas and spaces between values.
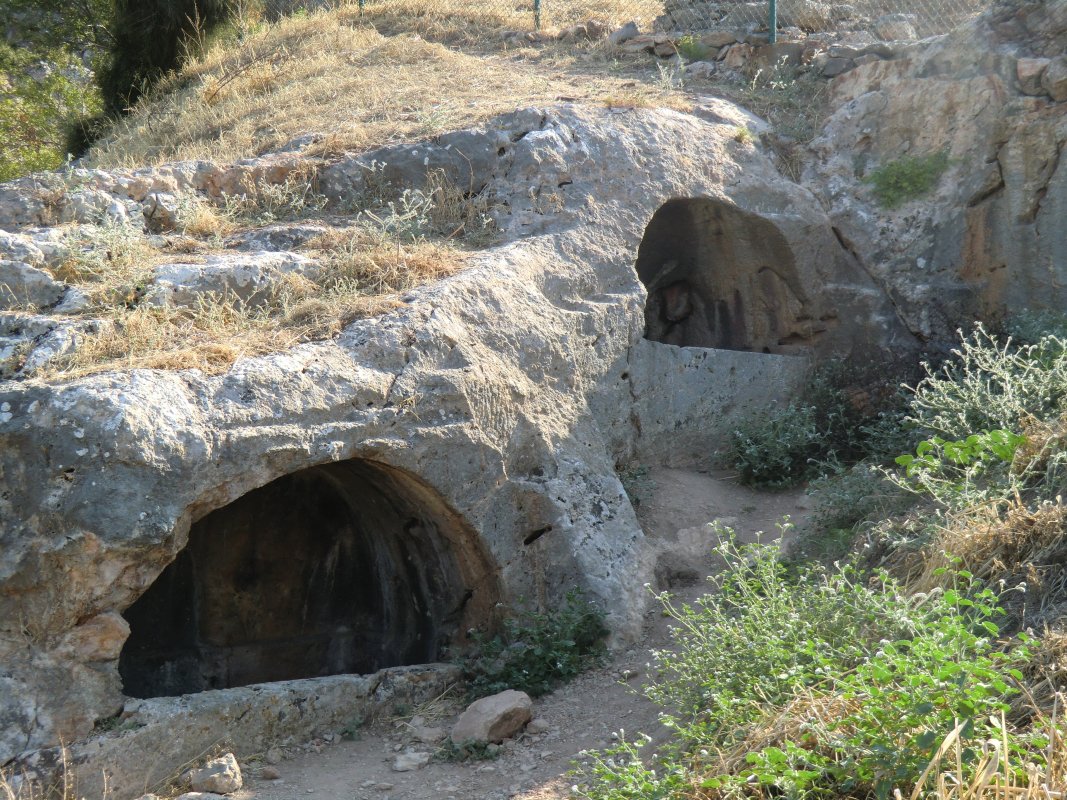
225, 222, 329, 251
144, 251, 320, 307
808, 0, 1067, 342
392, 750, 432, 771
186, 753, 243, 794
0, 100, 912, 794
451, 690, 533, 744
0, 313, 110, 378
15, 666, 458, 800
0, 259, 67, 309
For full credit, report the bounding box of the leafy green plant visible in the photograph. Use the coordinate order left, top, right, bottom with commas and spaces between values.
572, 733, 688, 800
0, 44, 102, 180
463, 589, 607, 699
907, 325, 1067, 439
574, 536, 1044, 800
865, 150, 950, 209
731, 362, 910, 488
800, 463, 913, 560
674, 34, 707, 62
893, 429, 1026, 509
731, 401, 821, 488
1003, 310, 1067, 345
617, 462, 654, 510
223, 168, 327, 224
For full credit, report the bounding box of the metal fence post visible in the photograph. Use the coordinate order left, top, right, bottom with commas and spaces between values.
768, 0, 777, 42
358, 0, 365, 15
534, 0, 542, 30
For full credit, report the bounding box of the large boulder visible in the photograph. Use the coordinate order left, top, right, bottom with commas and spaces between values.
451, 690, 533, 743
186, 754, 243, 794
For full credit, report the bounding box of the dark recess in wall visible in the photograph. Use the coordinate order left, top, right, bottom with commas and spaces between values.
120, 458, 499, 698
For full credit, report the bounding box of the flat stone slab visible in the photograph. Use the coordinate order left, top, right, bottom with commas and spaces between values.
12, 664, 460, 800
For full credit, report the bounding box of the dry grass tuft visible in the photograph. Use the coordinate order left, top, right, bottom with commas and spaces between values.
906, 710, 1067, 800
174, 194, 238, 238
356, 0, 660, 46
52, 220, 160, 308
904, 501, 1067, 629
85, 7, 688, 169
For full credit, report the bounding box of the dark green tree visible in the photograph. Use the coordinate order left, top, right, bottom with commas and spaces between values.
98, 0, 235, 116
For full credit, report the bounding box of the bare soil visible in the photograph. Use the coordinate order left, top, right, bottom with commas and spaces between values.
233, 467, 808, 800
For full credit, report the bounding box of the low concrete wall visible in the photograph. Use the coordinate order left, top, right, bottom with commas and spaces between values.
627, 340, 809, 469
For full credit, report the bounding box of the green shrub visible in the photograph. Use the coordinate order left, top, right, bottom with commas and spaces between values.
906, 325, 1067, 439
616, 462, 654, 510
0, 45, 102, 181
802, 463, 913, 557
892, 429, 1026, 510
573, 536, 1044, 800
434, 737, 500, 762
463, 589, 608, 699
674, 34, 708, 61
864, 150, 950, 209
731, 401, 821, 488
1003, 310, 1067, 345
730, 363, 913, 489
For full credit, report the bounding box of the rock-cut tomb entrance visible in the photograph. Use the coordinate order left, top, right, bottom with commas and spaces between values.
119, 458, 499, 698
637, 197, 822, 354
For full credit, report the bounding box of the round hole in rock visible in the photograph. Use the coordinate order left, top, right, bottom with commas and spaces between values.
119, 459, 499, 699
637, 198, 815, 353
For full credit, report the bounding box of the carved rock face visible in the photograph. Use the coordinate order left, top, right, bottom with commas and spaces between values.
119, 459, 498, 698
809, 0, 1067, 342
637, 197, 904, 356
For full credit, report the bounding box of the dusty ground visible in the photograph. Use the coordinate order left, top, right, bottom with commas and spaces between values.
230, 467, 808, 800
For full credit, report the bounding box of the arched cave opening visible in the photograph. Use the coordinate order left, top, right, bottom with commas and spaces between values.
119, 459, 499, 699
636, 198, 824, 353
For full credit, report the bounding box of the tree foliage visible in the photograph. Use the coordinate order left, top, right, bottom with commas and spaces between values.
98, 0, 237, 116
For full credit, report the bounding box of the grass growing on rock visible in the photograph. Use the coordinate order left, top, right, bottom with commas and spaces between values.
462, 590, 608, 699
38, 177, 485, 379
864, 150, 951, 209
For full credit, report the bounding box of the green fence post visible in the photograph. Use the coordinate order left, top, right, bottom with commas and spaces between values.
358, 0, 365, 16
534, 0, 542, 30
768, 0, 777, 42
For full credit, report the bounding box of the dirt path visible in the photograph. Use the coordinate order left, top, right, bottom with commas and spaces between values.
232, 468, 808, 800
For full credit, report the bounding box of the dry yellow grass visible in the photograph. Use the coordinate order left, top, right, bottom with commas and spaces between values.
86, 5, 686, 169
41, 218, 468, 379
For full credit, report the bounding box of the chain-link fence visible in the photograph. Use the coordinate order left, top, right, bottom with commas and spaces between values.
263, 0, 991, 43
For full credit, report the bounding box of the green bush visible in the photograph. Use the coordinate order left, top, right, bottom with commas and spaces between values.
864, 150, 950, 209
907, 325, 1067, 439
892, 429, 1026, 510
573, 536, 1044, 800
463, 589, 608, 699
0, 45, 102, 181
731, 401, 821, 488
880, 325, 1067, 512
730, 363, 913, 489
802, 463, 913, 557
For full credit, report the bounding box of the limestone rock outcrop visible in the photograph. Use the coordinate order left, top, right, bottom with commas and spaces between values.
808, 0, 1067, 342
0, 100, 910, 793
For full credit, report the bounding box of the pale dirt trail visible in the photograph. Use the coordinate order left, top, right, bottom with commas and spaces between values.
233, 467, 809, 800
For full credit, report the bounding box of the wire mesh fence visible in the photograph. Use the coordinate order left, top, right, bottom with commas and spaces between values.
261, 0, 991, 43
